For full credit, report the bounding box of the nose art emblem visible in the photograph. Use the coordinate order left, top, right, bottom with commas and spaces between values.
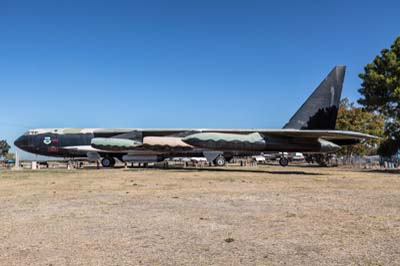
43, 137, 52, 145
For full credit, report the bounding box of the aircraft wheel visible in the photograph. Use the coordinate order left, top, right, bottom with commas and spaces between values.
101, 157, 115, 168
214, 155, 226, 166
279, 157, 289, 167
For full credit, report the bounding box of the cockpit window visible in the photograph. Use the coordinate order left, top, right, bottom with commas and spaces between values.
24, 130, 39, 136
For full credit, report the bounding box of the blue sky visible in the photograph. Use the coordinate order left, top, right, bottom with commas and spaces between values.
1, 0, 399, 155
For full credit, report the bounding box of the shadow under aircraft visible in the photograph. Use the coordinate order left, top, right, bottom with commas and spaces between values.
15, 66, 378, 167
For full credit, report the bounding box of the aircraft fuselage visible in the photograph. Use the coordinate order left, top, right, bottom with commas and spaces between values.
14, 128, 341, 160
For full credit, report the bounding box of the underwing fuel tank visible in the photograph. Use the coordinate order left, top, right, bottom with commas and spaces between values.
182, 132, 267, 151
318, 138, 341, 153
91, 137, 142, 151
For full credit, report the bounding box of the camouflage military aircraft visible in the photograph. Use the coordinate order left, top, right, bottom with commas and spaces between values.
14, 66, 377, 167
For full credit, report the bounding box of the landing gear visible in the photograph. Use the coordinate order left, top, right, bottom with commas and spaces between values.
279, 157, 289, 167
315, 154, 328, 167
214, 155, 226, 167
101, 156, 116, 168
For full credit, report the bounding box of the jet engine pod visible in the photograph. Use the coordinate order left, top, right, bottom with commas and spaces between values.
182, 132, 266, 151
91, 137, 142, 151
318, 138, 341, 153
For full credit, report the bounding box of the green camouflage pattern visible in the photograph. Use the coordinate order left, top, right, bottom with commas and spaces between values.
183, 132, 264, 143
91, 137, 142, 150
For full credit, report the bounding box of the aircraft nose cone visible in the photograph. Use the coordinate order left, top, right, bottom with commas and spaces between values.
14, 136, 28, 150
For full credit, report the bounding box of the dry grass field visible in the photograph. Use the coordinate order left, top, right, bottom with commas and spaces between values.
0, 165, 399, 266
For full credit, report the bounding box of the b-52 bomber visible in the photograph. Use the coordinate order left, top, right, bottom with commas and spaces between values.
15, 66, 377, 167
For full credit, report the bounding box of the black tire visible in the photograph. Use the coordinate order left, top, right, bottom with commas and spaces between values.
214, 155, 226, 167
279, 157, 289, 167
101, 157, 115, 168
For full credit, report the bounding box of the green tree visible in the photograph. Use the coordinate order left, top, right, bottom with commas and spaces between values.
4, 153, 15, 161
336, 98, 384, 158
0, 140, 11, 159
377, 139, 398, 158
358, 36, 400, 155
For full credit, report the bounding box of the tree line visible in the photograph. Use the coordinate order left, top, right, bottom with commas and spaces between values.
0, 140, 12, 161
337, 36, 400, 158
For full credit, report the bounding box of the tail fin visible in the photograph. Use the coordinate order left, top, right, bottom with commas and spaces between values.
283, 66, 346, 130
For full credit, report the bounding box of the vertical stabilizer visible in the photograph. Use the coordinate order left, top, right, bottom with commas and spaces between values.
283, 66, 346, 130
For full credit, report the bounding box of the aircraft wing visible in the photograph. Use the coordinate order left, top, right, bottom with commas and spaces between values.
257, 130, 379, 140
181, 129, 378, 152
181, 129, 378, 141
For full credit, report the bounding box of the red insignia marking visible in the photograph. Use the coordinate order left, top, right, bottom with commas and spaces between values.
48, 146, 59, 152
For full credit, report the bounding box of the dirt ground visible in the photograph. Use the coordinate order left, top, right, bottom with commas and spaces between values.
0, 165, 399, 266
